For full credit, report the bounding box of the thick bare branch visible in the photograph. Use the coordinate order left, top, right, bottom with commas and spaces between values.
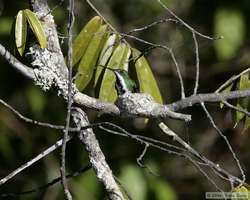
71, 107, 125, 200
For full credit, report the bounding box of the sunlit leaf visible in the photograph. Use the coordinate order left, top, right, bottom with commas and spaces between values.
119, 164, 147, 200
15, 10, 27, 56
119, 43, 131, 71
94, 33, 117, 87
74, 25, 108, 91
214, 9, 245, 61
98, 43, 131, 102
232, 185, 250, 200
132, 48, 163, 104
220, 83, 233, 108
239, 74, 250, 90
235, 75, 250, 127
24, 9, 47, 49
72, 16, 102, 66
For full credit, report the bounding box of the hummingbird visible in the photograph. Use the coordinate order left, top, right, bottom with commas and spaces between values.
98, 65, 138, 95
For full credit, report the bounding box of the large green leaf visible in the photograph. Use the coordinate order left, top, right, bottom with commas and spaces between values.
24, 9, 47, 49
74, 25, 108, 91
214, 9, 245, 61
15, 10, 27, 56
72, 16, 102, 66
94, 33, 117, 86
98, 43, 131, 102
132, 48, 163, 104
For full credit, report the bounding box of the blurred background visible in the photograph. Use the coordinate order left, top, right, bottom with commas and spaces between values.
0, 0, 250, 199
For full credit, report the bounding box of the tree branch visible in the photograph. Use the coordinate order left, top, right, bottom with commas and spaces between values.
71, 107, 125, 200
167, 89, 250, 111
2, 37, 250, 121
0, 43, 35, 80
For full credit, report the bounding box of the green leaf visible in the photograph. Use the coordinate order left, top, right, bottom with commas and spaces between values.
132, 48, 163, 104
150, 179, 177, 200
15, 10, 27, 56
0, 17, 14, 36
214, 9, 245, 61
72, 170, 101, 200
26, 85, 46, 115
232, 185, 250, 200
94, 33, 117, 86
119, 43, 131, 71
24, 9, 47, 49
74, 25, 108, 91
234, 104, 245, 128
72, 16, 102, 66
239, 74, 250, 90
235, 75, 250, 126
98, 43, 131, 102
220, 83, 233, 108
119, 164, 147, 200
243, 116, 250, 133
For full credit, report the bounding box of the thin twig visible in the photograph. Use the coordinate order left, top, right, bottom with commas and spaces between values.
0, 98, 65, 130
85, 0, 117, 33
60, 0, 75, 198
157, 121, 204, 160
222, 100, 250, 117
99, 122, 242, 186
201, 103, 245, 186
136, 144, 159, 176
215, 67, 250, 93
47, 0, 65, 16
156, 0, 220, 40
99, 125, 187, 157
169, 48, 185, 98
185, 155, 225, 193
120, 33, 185, 98
0, 164, 91, 198
157, 121, 243, 186
136, 143, 149, 167
0, 135, 73, 186
126, 18, 178, 34
192, 31, 200, 95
